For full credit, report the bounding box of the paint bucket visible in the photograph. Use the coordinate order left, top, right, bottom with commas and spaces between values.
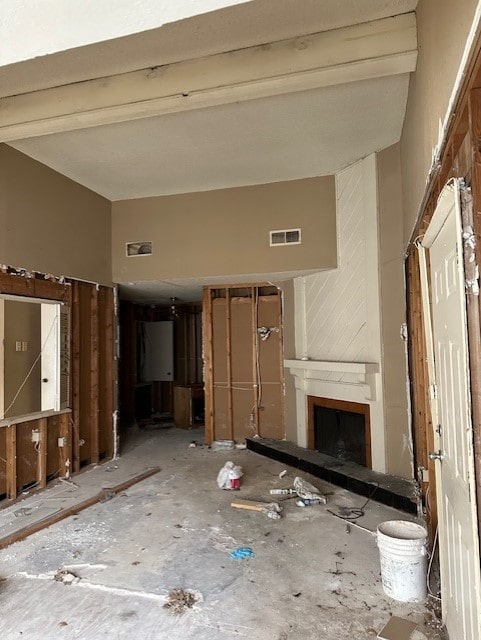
376, 520, 428, 602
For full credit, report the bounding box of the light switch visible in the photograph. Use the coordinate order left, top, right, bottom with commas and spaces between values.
22, 341, 28, 351
15, 341, 21, 352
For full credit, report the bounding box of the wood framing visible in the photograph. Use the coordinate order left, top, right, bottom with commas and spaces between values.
203, 283, 285, 445
0, 270, 116, 503
406, 42, 481, 535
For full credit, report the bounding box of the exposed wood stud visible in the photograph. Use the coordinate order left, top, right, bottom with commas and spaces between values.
251, 287, 260, 437
226, 289, 234, 441
58, 412, 71, 478
6, 425, 17, 500
203, 287, 214, 444
90, 285, 100, 464
37, 418, 47, 489
467, 87, 481, 537
71, 280, 81, 473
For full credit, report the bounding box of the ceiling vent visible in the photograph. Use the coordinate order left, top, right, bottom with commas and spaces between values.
269, 228, 301, 247
126, 241, 153, 257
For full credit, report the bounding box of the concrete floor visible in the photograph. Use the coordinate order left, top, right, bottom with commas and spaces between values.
0, 427, 439, 639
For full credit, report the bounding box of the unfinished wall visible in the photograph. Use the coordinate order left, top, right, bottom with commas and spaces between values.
377, 144, 411, 479
204, 286, 284, 444
0, 145, 112, 284
401, 0, 479, 243
112, 177, 337, 282
289, 155, 388, 474
0, 272, 116, 502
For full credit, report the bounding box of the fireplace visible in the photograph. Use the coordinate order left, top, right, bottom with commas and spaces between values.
307, 396, 371, 468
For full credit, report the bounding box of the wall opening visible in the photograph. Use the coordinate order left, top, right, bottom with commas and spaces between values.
307, 396, 371, 468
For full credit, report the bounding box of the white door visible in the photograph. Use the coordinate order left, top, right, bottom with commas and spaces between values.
422, 180, 481, 640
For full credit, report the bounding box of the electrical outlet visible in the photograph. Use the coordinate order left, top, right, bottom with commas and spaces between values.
58, 437, 67, 448
31, 429, 41, 443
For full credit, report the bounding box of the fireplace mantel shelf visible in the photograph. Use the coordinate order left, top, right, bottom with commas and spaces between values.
284, 359, 379, 374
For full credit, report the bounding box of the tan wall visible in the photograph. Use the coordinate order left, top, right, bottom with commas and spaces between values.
378, 144, 412, 479
4, 300, 41, 418
401, 0, 478, 244
0, 144, 112, 284
279, 279, 297, 443
112, 177, 336, 282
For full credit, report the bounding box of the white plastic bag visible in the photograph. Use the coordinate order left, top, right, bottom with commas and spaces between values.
217, 461, 243, 490
293, 476, 327, 504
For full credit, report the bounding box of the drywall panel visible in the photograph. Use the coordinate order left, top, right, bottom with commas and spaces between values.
0, 144, 111, 284
401, 0, 479, 244
112, 177, 336, 282
377, 144, 411, 479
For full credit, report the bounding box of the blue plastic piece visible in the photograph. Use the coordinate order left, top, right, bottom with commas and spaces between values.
230, 546, 255, 560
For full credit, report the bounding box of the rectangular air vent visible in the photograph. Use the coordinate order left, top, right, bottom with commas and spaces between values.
269, 228, 301, 246
126, 241, 153, 257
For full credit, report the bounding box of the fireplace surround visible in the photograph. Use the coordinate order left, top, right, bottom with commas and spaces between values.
307, 396, 371, 468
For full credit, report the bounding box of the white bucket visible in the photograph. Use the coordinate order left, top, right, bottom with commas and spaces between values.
377, 520, 428, 603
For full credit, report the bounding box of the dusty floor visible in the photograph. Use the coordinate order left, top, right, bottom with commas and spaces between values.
0, 427, 438, 639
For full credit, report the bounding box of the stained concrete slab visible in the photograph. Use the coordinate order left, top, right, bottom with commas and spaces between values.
0, 427, 440, 639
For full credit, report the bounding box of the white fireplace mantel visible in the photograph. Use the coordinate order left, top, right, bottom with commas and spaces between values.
284, 358, 380, 402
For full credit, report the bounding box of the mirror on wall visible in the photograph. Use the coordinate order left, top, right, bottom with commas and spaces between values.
0, 295, 70, 420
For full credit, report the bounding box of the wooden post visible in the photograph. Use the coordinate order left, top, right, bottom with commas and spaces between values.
277, 289, 286, 439
37, 418, 47, 489
90, 285, 100, 464
58, 412, 71, 478
467, 86, 481, 537
203, 287, 214, 444
103, 288, 115, 458
6, 425, 17, 500
71, 281, 81, 473
226, 289, 234, 441
251, 287, 260, 436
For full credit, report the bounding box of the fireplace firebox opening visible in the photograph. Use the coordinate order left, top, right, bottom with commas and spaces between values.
307, 396, 372, 468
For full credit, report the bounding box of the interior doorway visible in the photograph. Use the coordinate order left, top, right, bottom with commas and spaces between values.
421, 179, 481, 639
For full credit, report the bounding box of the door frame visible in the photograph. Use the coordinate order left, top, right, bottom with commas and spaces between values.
421, 179, 481, 635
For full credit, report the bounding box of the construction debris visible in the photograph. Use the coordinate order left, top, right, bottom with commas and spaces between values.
211, 440, 235, 451
217, 461, 243, 490
293, 476, 328, 504
230, 547, 254, 560
163, 588, 198, 615
54, 569, 80, 585
231, 498, 282, 520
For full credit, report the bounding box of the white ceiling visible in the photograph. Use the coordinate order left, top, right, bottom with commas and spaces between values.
0, 0, 418, 98
9, 74, 409, 200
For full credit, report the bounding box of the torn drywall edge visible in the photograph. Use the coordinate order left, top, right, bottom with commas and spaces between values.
408, 2, 481, 247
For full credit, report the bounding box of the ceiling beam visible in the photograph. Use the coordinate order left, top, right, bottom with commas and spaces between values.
0, 13, 417, 142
